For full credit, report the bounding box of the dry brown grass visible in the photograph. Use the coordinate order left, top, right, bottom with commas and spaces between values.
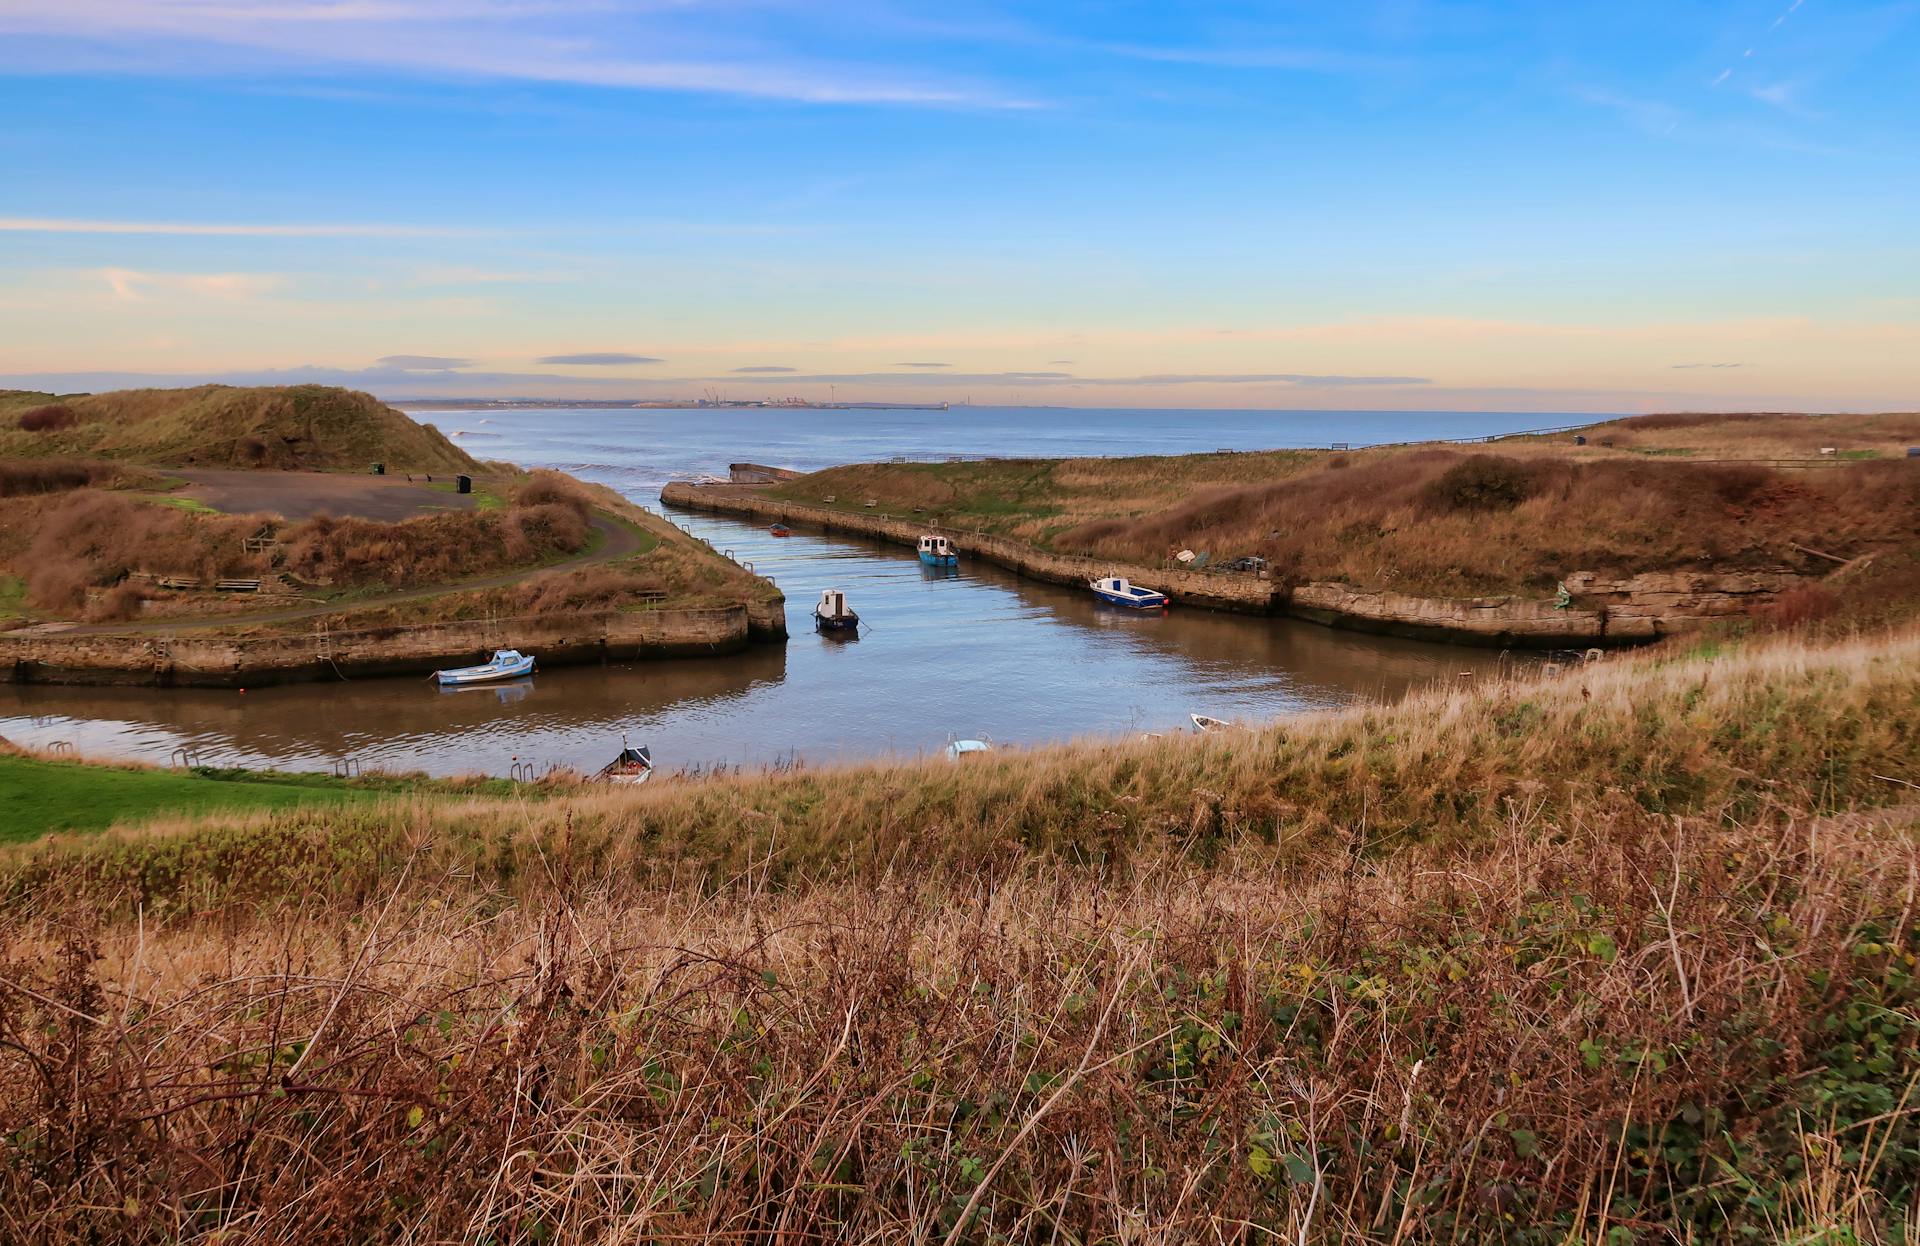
0, 458, 141, 498
3, 628, 1918, 1242
0, 482, 598, 620
779, 422, 1920, 600
281, 503, 590, 589
0, 385, 479, 474
11, 492, 265, 613
1064, 453, 1919, 594
1585, 410, 1920, 457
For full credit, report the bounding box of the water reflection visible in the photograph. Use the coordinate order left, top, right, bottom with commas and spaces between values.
0, 508, 1524, 778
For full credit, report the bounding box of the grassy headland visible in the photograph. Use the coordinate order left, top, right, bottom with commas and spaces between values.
0, 385, 775, 638
767, 411, 1920, 605
0, 384, 477, 473
2, 626, 1918, 1241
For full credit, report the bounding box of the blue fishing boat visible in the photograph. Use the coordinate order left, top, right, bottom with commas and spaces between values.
1089, 575, 1169, 610
917, 534, 958, 567
433, 648, 535, 685
814, 589, 860, 635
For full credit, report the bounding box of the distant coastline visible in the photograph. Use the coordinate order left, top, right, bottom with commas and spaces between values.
394, 397, 951, 411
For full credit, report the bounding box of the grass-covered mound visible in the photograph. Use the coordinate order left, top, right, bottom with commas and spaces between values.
1, 628, 1917, 1242
0, 384, 478, 474
0, 469, 603, 624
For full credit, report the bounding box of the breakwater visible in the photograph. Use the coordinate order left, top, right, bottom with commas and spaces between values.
661, 483, 1793, 647
1, 602, 775, 688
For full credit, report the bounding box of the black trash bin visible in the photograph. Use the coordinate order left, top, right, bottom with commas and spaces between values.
371, 462, 385, 475
456, 474, 473, 495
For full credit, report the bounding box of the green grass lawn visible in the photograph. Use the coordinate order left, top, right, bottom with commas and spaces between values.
424, 479, 507, 509
0, 756, 376, 843
134, 491, 219, 513
0, 574, 25, 624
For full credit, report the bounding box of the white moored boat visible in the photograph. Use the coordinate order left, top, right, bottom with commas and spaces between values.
1090, 575, 1169, 610
434, 649, 535, 686
814, 589, 861, 636
918, 534, 959, 567
945, 734, 994, 761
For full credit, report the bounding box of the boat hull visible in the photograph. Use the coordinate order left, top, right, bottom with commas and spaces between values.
1092, 588, 1168, 609
814, 612, 860, 634
918, 551, 958, 567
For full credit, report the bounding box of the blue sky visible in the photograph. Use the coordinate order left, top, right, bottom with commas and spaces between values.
1, 0, 1916, 410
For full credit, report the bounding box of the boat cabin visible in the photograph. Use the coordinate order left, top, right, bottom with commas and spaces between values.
817, 589, 854, 620
918, 535, 956, 559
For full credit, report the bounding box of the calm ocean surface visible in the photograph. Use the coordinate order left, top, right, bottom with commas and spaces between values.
0, 406, 1595, 777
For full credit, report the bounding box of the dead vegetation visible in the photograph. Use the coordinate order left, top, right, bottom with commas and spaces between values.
14, 403, 78, 432
0, 384, 479, 474
779, 417, 1920, 601
2, 629, 1918, 1242
1060, 453, 1919, 594
0, 458, 148, 498
0, 476, 597, 622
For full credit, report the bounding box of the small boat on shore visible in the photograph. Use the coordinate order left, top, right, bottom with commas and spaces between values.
593, 738, 653, 785
770, 523, 792, 537
1090, 575, 1169, 610
1190, 713, 1235, 733
917, 534, 958, 567
814, 588, 860, 635
945, 735, 993, 761
434, 649, 535, 685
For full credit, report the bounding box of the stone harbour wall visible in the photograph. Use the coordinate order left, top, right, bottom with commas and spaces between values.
0, 604, 755, 688
1287, 571, 1795, 648
662, 482, 1275, 613
663, 483, 1798, 648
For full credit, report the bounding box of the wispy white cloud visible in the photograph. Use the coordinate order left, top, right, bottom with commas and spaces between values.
0, 0, 1038, 108
97, 267, 287, 301
3, 217, 481, 237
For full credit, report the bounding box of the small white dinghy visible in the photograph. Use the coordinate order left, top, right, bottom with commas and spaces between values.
1190, 713, 1236, 733
945, 734, 994, 761
434, 649, 535, 686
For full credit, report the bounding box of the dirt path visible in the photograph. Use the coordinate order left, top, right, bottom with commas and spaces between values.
62, 512, 644, 636
174, 469, 481, 521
